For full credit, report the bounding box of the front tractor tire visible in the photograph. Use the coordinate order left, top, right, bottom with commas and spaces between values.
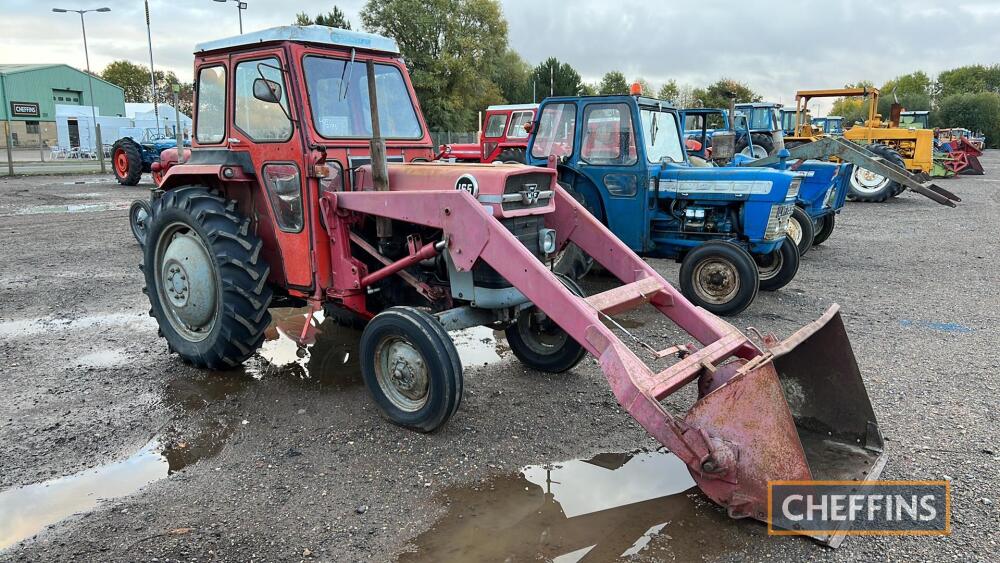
360, 307, 463, 433
143, 186, 272, 369
812, 213, 836, 246
112, 138, 143, 186
506, 273, 588, 373
755, 237, 800, 292
679, 241, 759, 317
847, 144, 905, 203
129, 199, 152, 246
787, 206, 815, 257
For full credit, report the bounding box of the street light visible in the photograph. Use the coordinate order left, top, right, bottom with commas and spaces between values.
213, 0, 247, 34
52, 6, 111, 173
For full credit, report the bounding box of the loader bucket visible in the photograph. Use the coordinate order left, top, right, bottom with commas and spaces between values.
684, 305, 886, 546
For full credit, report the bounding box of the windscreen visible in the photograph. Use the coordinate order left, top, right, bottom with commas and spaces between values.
303, 56, 422, 139
531, 103, 576, 159
640, 109, 684, 163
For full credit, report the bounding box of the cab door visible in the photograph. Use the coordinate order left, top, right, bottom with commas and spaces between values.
229, 49, 313, 291
574, 101, 650, 252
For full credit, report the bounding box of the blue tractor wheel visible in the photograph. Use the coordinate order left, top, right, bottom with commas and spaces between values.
679, 241, 760, 317
755, 238, 800, 292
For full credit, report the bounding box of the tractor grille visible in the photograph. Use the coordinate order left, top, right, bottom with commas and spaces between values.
472, 215, 546, 288
501, 172, 554, 211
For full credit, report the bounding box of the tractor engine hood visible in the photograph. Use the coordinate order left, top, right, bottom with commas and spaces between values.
657, 164, 799, 203
352, 162, 557, 219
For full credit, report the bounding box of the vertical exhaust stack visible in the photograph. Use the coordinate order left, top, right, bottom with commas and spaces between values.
366, 60, 392, 239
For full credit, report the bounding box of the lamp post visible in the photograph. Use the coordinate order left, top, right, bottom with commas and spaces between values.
144, 0, 160, 136
213, 0, 247, 34
52, 6, 110, 173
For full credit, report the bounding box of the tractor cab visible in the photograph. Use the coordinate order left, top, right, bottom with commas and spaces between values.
733, 102, 785, 157
526, 93, 802, 316
437, 104, 537, 163
899, 110, 930, 130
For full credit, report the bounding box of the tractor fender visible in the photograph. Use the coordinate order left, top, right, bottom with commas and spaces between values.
555, 166, 607, 224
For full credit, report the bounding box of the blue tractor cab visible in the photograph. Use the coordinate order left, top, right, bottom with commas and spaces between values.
779, 107, 799, 136
526, 94, 802, 316
733, 102, 785, 157
682, 106, 850, 256
812, 116, 845, 136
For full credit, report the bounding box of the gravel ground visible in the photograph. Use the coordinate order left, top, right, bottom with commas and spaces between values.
0, 154, 997, 562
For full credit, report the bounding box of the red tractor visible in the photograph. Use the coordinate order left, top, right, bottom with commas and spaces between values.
139, 25, 885, 544
436, 103, 536, 163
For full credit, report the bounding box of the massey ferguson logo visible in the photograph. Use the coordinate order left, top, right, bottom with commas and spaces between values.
521, 183, 540, 204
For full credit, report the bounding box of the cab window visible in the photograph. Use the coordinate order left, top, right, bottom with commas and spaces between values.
484, 113, 507, 138
506, 111, 533, 139
531, 103, 576, 159
195, 66, 226, 144
234, 57, 292, 141
580, 103, 637, 166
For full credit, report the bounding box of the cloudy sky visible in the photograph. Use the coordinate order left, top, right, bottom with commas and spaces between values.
2, 0, 998, 114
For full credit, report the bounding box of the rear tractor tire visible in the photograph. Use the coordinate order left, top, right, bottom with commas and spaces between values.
360, 307, 463, 432
755, 237, 800, 292
787, 206, 815, 257
497, 147, 526, 164
506, 273, 588, 373
143, 186, 272, 369
812, 213, 836, 246
112, 138, 143, 186
847, 144, 905, 203
680, 241, 759, 317
737, 133, 775, 158
129, 199, 152, 246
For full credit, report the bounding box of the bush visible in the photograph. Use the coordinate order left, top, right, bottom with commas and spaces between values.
933, 92, 1000, 148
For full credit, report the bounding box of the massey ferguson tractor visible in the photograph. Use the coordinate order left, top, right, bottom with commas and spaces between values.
138, 26, 886, 545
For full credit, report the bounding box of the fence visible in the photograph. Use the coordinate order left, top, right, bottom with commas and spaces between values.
429, 131, 477, 147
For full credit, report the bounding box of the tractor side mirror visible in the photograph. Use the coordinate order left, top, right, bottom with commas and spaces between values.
253, 78, 282, 104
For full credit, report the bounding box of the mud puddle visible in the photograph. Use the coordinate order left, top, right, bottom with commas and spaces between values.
401, 450, 744, 562
0, 437, 206, 551
12, 202, 129, 216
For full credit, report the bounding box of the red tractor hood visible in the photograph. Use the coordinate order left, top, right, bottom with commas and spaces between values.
352, 162, 557, 218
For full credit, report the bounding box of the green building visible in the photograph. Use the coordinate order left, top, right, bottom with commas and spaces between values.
0, 64, 126, 148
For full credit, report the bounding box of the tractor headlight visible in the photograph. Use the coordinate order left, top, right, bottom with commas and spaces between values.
787, 177, 801, 199
539, 228, 557, 255
764, 204, 794, 240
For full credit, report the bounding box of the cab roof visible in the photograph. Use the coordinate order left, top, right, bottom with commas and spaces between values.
541, 94, 677, 111
195, 25, 400, 55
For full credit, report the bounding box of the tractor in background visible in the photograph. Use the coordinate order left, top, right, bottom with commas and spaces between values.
683, 106, 849, 256
811, 116, 844, 136
112, 130, 191, 186
732, 102, 785, 157
436, 103, 536, 163
526, 90, 803, 316
136, 25, 887, 546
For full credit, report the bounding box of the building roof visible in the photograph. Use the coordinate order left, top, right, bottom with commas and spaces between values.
0, 64, 64, 75
195, 25, 399, 55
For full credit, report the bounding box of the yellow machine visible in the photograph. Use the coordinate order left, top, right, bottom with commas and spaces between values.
786, 88, 934, 174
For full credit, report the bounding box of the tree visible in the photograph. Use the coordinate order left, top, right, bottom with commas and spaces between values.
531, 58, 583, 99
936, 64, 1000, 98
580, 82, 597, 96
491, 49, 532, 104
934, 92, 1000, 148
361, 0, 507, 131
598, 71, 628, 95
879, 71, 932, 116
657, 80, 679, 102
689, 78, 761, 109
101, 60, 150, 103
295, 6, 353, 29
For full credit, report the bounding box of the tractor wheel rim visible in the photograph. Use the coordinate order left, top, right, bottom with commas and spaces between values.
787, 215, 803, 245
692, 258, 740, 305
851, 166, 890, 194
114, 149, 128, 176
155, 222, 218, 342
517, 306, 568, 355
374, 336, 429, 412
755, 250, 783, 281
131, 205, 149, 241
740, 145, 768, 158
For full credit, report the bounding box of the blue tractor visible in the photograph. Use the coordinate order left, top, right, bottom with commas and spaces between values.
111, 129, 189, 186
683, 106, 850, 256
811, 116, 845, 136
732, 102, 785, 157
525, 93, 802, 316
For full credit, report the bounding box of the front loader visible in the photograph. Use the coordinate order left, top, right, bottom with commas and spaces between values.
138, 25, 886, 545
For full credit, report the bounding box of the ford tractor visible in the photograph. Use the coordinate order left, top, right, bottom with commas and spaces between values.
436, 104, 536, 163
732, 102, 785, 158
683, 106, 850, 256
524, 91, 802, 317
136, 26, 886, 545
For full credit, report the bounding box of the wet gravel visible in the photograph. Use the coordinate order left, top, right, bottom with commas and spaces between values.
0, 155, 998, 562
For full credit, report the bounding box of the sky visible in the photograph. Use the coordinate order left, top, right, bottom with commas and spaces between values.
2, 0, 998, 115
